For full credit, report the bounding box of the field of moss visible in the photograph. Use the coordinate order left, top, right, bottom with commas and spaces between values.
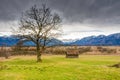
0, 55, 120, 80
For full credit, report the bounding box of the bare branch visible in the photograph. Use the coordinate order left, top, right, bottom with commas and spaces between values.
13, 4, 62, 62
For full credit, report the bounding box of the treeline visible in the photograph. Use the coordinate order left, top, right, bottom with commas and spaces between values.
0, 46, 119, 58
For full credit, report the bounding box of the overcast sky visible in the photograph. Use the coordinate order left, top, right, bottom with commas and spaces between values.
0, 0, 120, 40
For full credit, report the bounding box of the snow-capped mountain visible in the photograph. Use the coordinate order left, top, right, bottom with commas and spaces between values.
0, 36, 63, 46
69, 33, 120, 46
0, 33, 120, 46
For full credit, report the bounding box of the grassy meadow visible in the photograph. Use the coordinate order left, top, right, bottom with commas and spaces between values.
0, 55, 120, 80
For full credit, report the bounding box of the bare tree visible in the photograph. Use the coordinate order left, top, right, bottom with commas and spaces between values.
14, 4, 61, 62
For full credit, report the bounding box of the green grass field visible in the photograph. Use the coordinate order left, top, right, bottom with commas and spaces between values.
0, 55, 120, 80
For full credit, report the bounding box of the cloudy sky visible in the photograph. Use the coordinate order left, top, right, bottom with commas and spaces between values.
0, 0, 120, 41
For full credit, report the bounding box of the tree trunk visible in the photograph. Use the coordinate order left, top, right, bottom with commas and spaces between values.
36, 43, 42, 62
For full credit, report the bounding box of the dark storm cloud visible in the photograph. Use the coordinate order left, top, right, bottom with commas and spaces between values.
0, 0, 42, 21
0, 0, 120, 26
48, 0, 120, 26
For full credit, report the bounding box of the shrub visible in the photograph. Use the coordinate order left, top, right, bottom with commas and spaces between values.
78, 47, 91, 54
11, 46, 36, 55
97, 47, 116, 54
45, 48, 67, 55
0, 48, 11, 59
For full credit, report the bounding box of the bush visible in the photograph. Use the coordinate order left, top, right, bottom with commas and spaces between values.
78, 47, 91, 54
45, 48, 67, 55
11, 46, 36, 55
97, 47, 116, 54
0, 50, 11, 59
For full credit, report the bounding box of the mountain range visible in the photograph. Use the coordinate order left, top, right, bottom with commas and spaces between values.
67, 33, 120, 46
0, 33, 120, 46
0, 36, 63, 46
